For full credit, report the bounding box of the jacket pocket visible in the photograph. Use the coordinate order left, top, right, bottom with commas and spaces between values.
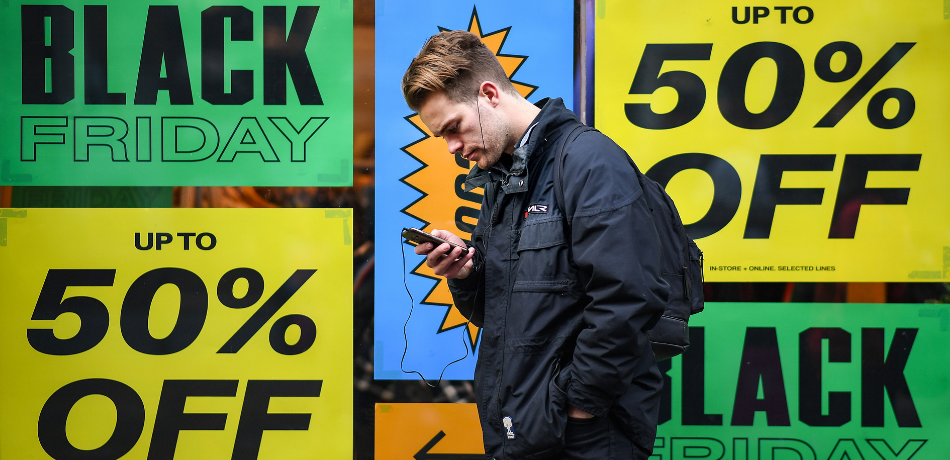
499, 337, 569, 460
517, 218, 566, 250
510, 220, 581, 338
515, 219, 570, 279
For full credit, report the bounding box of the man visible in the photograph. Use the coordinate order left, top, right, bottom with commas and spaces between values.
402, 30, 669, 460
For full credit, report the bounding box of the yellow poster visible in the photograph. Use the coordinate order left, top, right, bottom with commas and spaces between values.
596, 1, 950, 281
0, 208, 352, 459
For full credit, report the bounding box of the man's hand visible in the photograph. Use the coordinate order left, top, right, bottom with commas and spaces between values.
413, 229, 474, 279
567, 405, 594, 419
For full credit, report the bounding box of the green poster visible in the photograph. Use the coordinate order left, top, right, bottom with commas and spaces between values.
0, 1, 352, 186
11, 186, 172, 207
655, 302, 949, 460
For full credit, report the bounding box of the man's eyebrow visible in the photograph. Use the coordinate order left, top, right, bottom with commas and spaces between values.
432, 117, 453, 138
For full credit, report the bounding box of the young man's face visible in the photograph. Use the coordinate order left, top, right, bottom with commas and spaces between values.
418, 91, 510, 170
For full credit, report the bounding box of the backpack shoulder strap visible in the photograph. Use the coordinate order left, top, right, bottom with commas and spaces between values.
553, 124, 595, 222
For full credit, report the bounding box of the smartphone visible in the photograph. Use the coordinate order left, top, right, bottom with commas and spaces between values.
401, 227, 466, 251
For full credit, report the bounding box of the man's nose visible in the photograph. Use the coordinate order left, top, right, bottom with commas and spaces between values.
446, 136, 463, 155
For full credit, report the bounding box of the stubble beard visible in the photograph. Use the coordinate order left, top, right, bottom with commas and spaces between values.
475, 106, 512, 170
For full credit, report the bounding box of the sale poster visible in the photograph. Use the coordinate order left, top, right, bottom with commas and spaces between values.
0, 1, 353, 186
375, 403, 484, 460
654, 302, 950, 460
374, 0, 575, 381
0, 208, 353, 459
595, 1, 950, 281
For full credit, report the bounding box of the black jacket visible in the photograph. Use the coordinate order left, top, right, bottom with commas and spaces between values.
448, 98, 669, 459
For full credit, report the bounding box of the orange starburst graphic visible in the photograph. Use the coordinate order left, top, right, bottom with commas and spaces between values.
400, 8, 537, 348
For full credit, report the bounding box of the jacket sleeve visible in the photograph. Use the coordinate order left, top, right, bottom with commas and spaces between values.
446, 248, 485, 328
559, 132, 669, 416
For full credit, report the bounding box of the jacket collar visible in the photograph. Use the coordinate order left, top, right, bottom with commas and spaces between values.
463, 97, 575, 193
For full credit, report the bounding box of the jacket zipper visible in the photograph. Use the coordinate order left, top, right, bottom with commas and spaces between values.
494, 180, 510, 454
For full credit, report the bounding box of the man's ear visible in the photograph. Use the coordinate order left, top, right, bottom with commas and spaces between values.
478, 81, 502, 107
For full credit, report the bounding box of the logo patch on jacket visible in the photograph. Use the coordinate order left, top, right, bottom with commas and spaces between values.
502, 416, 515, 439
524, 204, 548, 219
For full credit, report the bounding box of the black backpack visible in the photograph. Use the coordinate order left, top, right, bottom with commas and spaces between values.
552, 125, 704, 360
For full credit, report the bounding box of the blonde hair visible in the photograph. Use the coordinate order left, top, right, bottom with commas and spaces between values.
402, 30, 518, 111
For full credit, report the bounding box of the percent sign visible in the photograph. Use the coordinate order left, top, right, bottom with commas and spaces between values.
216, 268, 317, 355
814, 42, 916, 129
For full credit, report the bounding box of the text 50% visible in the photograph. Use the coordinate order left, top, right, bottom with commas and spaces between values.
27, 268, 317, 356
627, 42, 915, 130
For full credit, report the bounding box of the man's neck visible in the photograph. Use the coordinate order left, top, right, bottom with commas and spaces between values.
504, 97, 542, 154
513, 97, 542, 135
